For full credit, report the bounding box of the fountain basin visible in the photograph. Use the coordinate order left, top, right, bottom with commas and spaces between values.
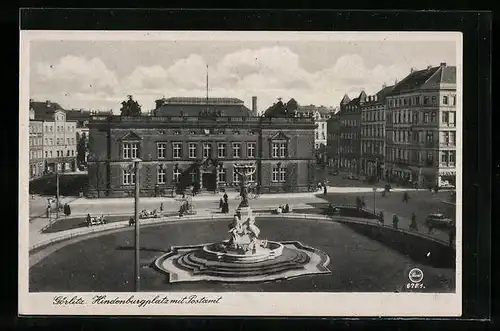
202, 240, 284, 263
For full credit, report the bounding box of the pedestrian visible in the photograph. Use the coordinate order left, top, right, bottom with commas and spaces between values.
378, 211, 384, 225
361, 196, 366, 208
392, 214, 399, 229
64, 204, 71, 216
160, 202, 163, 212
323, 185, 327, 196
224, 201, 229, 214
403, 192, 409, 203
410, 212, 418, 231
46, 206, 50, 219
219, 198, 224, 210
223, 192, 228, 203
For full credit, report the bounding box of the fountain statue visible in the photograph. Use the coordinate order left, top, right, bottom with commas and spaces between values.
154, 162, 331, 283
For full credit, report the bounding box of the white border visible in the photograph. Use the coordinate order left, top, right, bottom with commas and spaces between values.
19, 30, 463, 316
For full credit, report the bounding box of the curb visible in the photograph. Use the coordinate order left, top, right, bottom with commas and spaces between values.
30, 210, 452, 253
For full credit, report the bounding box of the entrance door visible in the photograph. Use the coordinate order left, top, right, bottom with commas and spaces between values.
202, 173, 216, 191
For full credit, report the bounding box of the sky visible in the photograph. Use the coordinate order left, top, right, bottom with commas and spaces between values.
28, 36, 457, 114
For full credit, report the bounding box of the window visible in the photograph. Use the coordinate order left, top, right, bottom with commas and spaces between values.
431, 112, 437, 123
441, 151, 449, 164
248, 170, 256, 182
432, 96, 437, 104
279, 143, 287, 158
56, 151, 60, 157
233, 170, 240, 183
315, 132, 319, 140
190, 169, 197, 183
443, 96, 449, 105
156, 167, 166, 184
123, 143, 139, 159
157, 143, 166, 158
450, 131, 456, 145
453, 95, 457, 105
67, 138, 70, 145
272, 167, 279, 182
272, 143, 279, 158
442, 132, 450, 145
427, 151, 434, 165
232, 143, 241, 158
449, 151, 456, 164
449, 112, 456, 126
247, 142, 256, 158
203, 143, 211, 158
67, 150, 70, 156
71, 150, 74, 156
424, 96, 429, 105
189, 143, 197, 158
217, 143, 226, 158
424, 112, 430, 123
426, 131, 434, 144
122, 169, 136, 185
173, 168, 181, 183
217, 168, 226, 183
50, 151, 52, 157
45, 151, 48, 158
173, 143, 182, 159
272, 165, 286, 182
442, 111, 449, 124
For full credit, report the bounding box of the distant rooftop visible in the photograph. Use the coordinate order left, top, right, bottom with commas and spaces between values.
30, 100, 65, 121
155, 96, 252, 117
390, 63, 456, 95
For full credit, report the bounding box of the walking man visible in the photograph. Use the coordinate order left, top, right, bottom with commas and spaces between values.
160, 202, 163, 212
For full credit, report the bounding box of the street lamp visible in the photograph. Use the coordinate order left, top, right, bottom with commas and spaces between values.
373, 186, 377, 215
132, 158, 142, 292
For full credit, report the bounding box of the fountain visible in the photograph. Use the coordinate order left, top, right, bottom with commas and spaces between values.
154, 163, 331, 283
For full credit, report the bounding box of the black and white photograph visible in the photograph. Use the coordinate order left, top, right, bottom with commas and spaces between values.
20, 30, 462, 316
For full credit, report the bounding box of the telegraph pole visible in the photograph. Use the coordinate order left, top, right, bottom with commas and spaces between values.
133, 158, 141, 292
56, 169, 60, 218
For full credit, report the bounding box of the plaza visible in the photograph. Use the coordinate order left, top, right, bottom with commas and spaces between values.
28, 185, 456, 293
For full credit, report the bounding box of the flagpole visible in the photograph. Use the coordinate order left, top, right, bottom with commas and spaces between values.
206, 65, 209, 106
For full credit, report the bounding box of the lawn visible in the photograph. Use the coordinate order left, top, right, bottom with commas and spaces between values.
30, 217, 455, 293
42, 212, 179, 233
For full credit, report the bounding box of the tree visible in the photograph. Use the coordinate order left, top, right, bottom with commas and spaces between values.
120, 95, 142, 116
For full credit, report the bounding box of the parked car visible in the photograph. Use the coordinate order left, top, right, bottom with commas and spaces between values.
439, 181, 455, 189
425, 213, 453, 230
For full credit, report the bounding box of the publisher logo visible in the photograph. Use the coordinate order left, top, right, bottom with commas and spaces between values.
408, 268, 424, 283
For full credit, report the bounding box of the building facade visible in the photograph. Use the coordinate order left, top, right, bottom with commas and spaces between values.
337, 91, 366, 175
296, 105, 333, 150
385, 63, 457, 187
86, 98, 316, 198
360, 85, 393, 179
326, 114, 341, 168
30, 100, 78, 174
29, 114, 44, 179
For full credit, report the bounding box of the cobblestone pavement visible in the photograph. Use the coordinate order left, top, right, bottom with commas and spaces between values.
28, 187, 456, 249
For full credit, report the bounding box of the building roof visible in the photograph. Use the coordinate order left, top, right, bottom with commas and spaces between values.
66, 109, 113, 122
390, 64, 456, 95
340, 94, 351, 105
161, 97, 244, 105
154, 96, 252, 117
297, 104, 332, 114
30, 100, 65, 120
155, 102, 252, 117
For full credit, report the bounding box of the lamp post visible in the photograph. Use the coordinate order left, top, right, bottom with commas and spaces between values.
133, 158, 142, 292
373, 186, 377, 215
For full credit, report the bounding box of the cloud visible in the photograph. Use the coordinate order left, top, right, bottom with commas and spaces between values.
30, 47, 422, 113
33, 55, 119, 95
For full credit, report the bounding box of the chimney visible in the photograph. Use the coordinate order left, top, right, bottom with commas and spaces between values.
440, 62, 447, 67
252, 96, 258, 115
410, 67, 414, 73
46, 100, 51, 107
